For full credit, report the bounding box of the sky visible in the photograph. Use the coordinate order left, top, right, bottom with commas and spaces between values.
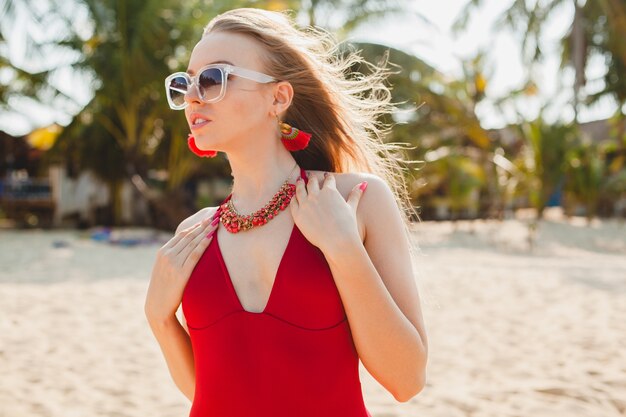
0, 0, 620, 137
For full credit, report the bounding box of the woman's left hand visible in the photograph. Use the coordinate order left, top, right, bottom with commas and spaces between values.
289, 172, 368, 254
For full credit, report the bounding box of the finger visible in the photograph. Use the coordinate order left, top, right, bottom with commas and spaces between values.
306, 171, 320, 195
181, 221, 217, 269
206, 219, 220, 239
294, 176, 307, 203
172, 217, 215, 255
179, 215, 214, 236
162, 218, 208, 250
289, 192, 299, 216
347, 181, 368, 211
177, 220, 218, 269
322, 171, 337, 190
181, 237, 211, 274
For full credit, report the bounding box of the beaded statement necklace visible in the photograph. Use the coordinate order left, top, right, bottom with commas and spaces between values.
217, 163, 300, 233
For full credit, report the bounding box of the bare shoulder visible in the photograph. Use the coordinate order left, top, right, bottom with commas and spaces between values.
306, 170, 389, 200
306, 170, 396, 241
175, 206, 219, 234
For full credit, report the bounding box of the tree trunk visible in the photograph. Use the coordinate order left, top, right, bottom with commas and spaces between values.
107, 178, 123, 226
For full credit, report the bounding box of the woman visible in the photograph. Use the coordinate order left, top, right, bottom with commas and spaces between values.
144, 8, 428, 417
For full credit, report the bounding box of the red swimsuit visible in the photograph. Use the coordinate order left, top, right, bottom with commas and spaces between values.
182, 168, 372, 417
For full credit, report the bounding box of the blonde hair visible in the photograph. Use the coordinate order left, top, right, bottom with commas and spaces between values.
204, 8, 425, 268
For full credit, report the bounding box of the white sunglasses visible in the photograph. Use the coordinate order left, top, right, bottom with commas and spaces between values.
164, 63, 278, 110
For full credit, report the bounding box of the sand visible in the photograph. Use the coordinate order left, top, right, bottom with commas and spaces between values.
1, 207, 625, 417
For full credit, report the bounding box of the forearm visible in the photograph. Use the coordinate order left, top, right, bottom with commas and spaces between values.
323, 239, 427, 401
146, 315, 196, 402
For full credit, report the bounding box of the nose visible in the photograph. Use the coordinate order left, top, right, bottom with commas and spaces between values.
184, 81, 202, 105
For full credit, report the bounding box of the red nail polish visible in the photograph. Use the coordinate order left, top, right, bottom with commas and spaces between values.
211, 217, 219, 226
359, 181, 368, 191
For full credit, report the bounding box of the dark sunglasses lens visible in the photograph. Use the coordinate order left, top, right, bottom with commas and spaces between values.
168, 76, 188, 106
198, 68, 223, 100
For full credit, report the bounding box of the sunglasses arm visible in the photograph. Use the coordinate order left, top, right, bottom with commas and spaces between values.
227, 66, 277, 83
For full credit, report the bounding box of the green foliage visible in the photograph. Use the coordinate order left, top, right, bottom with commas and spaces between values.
562, 137, 604, 220
562, 113, 626, 220
0, 1, 82, 111
351, 42, 493, 217
455, 0, 626, 112
7, 0, 624, 223
516, 115, 575, 217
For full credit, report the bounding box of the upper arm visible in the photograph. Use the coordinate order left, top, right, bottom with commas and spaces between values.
356, 175, 428, 354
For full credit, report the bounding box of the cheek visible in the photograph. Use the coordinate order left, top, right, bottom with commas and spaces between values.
226, 94, 269, 126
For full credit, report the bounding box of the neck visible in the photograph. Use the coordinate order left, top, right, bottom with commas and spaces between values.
226, 139, 300, 214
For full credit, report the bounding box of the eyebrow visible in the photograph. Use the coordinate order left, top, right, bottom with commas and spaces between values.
187, 60, 235, 74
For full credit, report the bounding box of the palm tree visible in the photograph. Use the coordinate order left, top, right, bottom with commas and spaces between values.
352, 42, 493, 221
454, 0, 626, 124
40, 0, 425, 227
0, 1, 82, 115
40, 0, 196, 226
43, 0, 272, 227
297, 0, 430, 38
515, 113, 576, 219
562, 138, 605, 224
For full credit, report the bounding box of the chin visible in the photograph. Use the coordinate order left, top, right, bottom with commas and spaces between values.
195, 132, 226, 151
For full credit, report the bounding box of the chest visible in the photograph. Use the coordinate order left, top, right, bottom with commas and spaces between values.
182, 212, 347, 330
215, 213, 296, 313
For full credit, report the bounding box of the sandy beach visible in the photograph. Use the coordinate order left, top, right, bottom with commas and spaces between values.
1, 208, 625, 417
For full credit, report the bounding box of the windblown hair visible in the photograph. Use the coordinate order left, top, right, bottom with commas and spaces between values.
204, 8, 422, 258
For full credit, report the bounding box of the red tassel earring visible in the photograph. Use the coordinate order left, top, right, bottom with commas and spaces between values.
187, 134, 217, 158
278, 115, 311, 151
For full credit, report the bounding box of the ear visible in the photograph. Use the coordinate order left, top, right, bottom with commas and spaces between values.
271, 81, 293, 116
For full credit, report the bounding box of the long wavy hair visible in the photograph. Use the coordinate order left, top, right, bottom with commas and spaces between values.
204, 8, 424, 265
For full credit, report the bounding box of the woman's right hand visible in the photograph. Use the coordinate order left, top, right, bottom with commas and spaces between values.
144, 214, 219, 325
